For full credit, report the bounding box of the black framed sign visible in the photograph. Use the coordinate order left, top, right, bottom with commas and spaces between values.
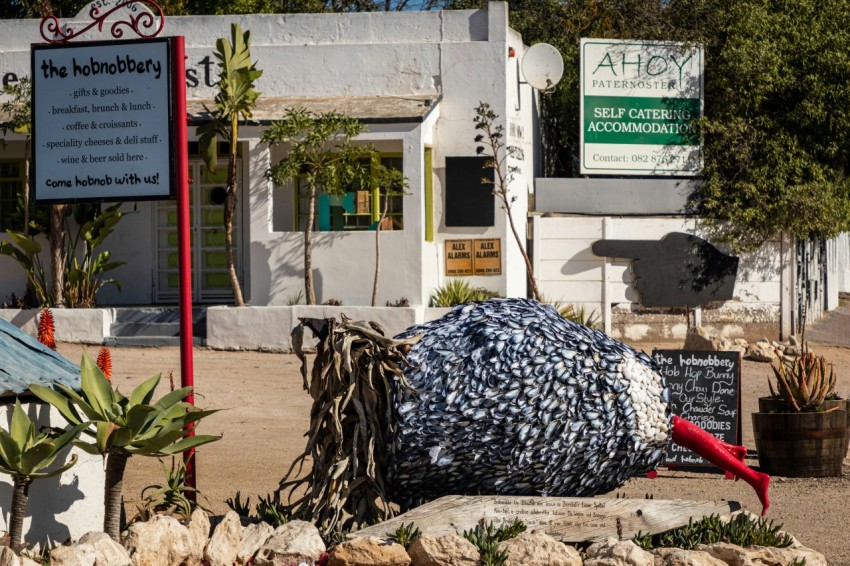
653, 350, 742, 467
32, 37, 175, 203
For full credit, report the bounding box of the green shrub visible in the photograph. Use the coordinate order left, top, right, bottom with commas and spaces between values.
225, 491, 288, 526
387, 522, 422, 549
633, 513, 793, 551
430, 279, 501, 307
462, 518, 527, 566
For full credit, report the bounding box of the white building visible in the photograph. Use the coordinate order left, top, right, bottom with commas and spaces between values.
0, 2, 535, 311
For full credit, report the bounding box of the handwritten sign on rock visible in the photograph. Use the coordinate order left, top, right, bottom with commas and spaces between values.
653, 350, 741, 467
353, 495, 741, 543
32, 38, 175, 203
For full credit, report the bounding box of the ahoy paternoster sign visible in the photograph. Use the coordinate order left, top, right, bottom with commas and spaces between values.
580, 38, 703, 176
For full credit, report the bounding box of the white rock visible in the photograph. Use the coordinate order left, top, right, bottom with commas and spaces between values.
407, 534, 479, 566
78, 531, 131, 566
497, 531, 582, 566
652, 547, 726, 566
0, 547, 20, 566
204, 511, 243, 566
123, 514, 193, 566
50, 543, 96, 566
185, 509, 211, 566
253, 520, 326, 566
585, 538, 654, 566
237, 522, 275, 565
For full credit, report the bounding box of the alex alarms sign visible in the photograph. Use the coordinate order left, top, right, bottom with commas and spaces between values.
580, 39, 703, 176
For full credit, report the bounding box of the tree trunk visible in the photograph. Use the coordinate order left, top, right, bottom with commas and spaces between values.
49, 204, 66, 307
23, 145, 30, 237
371, 192, 390, 307
8, 476, 31, 551
224, 189, 243, 306
22, 148, 37, 306
304, 185, 317, 305
225, 119, 245, 306
104, 450, 130, 541
504, 205, 542, 302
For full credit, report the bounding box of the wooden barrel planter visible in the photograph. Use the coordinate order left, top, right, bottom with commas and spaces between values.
757, 397, 850, 457
752, 409, 847, 477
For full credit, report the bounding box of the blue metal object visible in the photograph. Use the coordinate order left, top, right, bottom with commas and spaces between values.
0, 318, 80, 396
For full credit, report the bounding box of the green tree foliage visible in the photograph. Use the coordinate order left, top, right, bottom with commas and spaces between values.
0, 0, 188, 17
697, 0, 850, 250
182, 0, 446, 15
0, 0, 88, 18
449, 0, 850, 250
198, 23, 262, 306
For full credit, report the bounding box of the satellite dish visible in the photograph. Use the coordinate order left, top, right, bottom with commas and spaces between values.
521, 43, 564, 92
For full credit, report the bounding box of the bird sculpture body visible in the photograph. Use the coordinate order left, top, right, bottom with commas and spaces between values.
391, 298, 769, 513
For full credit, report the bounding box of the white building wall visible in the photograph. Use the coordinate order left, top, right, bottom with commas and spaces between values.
0, 3, 534, 307
533, 215, 783, 341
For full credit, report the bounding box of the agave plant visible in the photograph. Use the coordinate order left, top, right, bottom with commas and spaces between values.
0, 400, 86, 549
769, 348, 837, 412
430, 279, 500, 307
29, 352, 220, 541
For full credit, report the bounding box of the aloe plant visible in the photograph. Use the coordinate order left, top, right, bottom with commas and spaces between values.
29, 352, 220, 541
0, 400, 86, 549
769, 349, 837, 412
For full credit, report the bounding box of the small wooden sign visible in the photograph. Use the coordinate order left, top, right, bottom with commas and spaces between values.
445, 240, 473, 276
353, 495, 741, 543
473, 238, 501, 275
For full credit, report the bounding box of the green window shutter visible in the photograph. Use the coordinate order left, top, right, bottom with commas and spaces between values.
424, 147, 433, 241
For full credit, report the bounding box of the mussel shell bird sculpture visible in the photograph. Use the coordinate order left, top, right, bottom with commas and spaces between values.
391, 298, 769, 514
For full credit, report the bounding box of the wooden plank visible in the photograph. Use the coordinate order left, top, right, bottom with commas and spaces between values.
352, 496, 741, 543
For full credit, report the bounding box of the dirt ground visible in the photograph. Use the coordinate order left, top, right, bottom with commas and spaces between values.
55, 339, 850, 566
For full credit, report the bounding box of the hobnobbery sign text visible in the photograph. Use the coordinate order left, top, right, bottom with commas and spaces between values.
32, 38, 174, 203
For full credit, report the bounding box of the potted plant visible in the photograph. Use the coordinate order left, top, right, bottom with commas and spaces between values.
752, 346, 848, 476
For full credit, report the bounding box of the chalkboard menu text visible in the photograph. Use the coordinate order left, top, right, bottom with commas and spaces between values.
653, 350, 741, 467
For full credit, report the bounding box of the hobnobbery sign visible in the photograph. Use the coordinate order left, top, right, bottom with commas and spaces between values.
580, 39, 703, 176
32, 37, 174, 203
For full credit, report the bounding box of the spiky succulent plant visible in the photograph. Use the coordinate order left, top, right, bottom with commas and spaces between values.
29, 352, 220, 540
0, 400, 86, 549
769, 349, 837, 412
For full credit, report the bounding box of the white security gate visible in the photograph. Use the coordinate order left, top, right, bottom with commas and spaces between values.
154, 159, 243, 303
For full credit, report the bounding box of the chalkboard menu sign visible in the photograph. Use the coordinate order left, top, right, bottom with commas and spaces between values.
653, 350, 742, 467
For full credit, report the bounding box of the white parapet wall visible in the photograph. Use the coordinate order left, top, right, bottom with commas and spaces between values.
0, 402, 104, 546
207, 305, 424, 350
0, 309, 111, 344
531, 215, 784, 341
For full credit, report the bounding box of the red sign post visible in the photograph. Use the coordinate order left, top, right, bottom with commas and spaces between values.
37, 0, 197, 493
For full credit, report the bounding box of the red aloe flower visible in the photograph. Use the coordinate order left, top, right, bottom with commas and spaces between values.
37, 308, 56, 350
96, 347, 113, 381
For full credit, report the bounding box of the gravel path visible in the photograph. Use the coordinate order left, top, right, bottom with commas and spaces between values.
55, 339, 850, 565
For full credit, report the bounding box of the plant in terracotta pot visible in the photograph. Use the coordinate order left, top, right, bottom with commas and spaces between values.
753, 346, 848, 477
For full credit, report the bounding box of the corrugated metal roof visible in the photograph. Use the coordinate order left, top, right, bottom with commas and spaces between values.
187, 94, 441, 125
0, 318, 80, 397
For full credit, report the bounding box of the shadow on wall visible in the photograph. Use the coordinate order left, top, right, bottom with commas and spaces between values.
259, 233, 336, 305
0, 401, 94, 545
